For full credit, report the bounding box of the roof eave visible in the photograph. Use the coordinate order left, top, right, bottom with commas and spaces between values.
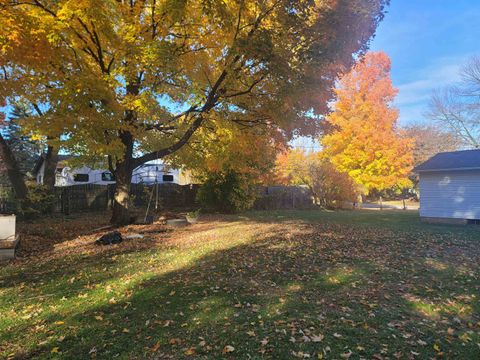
415, 167, 480, 173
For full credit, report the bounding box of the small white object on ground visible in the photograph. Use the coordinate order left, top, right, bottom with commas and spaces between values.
166, 218, 188, 227
185, 216, 198, 224
124, 233, 144, 240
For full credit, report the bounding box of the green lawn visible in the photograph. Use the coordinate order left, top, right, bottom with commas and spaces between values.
1, 210, 479, 359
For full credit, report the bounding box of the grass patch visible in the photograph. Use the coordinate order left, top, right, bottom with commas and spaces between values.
1, 210, 479, 359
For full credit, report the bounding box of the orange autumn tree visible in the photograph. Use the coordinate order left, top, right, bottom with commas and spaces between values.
322, 51, 413, 195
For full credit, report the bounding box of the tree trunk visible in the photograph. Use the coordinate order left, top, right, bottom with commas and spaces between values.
110, 130, 135, 225
43, 145, 58, 190
111, 160, 134, 225
0, 132, 28, 200
108, 86, 204, 225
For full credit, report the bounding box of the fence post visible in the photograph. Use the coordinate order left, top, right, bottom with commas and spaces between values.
65, 187, 70, 215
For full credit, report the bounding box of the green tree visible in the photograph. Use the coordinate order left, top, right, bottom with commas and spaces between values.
1, 100, 30, 199
5, 103, 43, 175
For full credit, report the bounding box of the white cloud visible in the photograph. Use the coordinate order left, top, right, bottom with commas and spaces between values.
395, 55, 473, 125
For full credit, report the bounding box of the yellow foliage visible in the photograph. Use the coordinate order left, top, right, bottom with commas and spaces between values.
0, 0, 387, 175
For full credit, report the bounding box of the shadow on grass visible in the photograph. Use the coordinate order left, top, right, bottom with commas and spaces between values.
2, 216, 479, 359
16, 211, 112, 256
238, 209, 480, 236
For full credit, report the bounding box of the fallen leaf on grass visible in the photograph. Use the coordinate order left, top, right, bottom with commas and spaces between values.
459, 333, 471, 343
151, 342, 160, 352
222, 345, 235, 354
184, 347, 196, 355
169, 338, 181, 345
311, 334, 324, 342
292, 351, 310, 358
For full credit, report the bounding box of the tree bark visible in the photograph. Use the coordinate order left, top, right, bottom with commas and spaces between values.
110, 130, 134, 225
111, 159, 134, 225
0, 132, 28, 200
43, 144, 58, 190
109, 112, 205, 225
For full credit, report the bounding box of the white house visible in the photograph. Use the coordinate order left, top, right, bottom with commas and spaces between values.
414, 149, 480, 224
33, 156, 193, 186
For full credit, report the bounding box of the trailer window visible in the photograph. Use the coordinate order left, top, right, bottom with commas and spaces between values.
74, 173, 89, 182
101, 172, 114, 181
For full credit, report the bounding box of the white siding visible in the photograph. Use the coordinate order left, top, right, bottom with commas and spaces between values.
58, 166, 116, 186
131, 164, 177, 184
35, 160, 192, 186
419, 170, 480, 220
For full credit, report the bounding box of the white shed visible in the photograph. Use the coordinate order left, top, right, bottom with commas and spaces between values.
415, 149, 480, 224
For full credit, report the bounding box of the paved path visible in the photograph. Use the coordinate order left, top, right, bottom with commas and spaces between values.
360, 202, 419, 210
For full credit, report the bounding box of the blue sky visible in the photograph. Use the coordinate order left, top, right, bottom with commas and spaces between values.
294, 1, 480, 150
370, 0, 480, 126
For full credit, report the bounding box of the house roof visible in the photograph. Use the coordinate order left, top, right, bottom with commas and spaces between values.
414, 149, 480, 172
32, 154, 72, 175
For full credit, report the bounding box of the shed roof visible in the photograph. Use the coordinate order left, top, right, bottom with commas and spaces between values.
414, 149, 480, 172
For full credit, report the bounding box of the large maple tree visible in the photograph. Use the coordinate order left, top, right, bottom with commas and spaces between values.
322, 51, 413, 194
1, 0, 388, 224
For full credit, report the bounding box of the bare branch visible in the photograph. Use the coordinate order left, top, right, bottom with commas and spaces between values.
428, 87, 480, 148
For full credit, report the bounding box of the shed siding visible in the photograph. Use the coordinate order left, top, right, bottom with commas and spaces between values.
419, 170, 480, 220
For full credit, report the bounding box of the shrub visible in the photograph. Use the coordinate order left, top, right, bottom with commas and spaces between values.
274, 149, 358, 209
19, 184, 56, 219
308, 161, 358, 209
196, 170, 257, 213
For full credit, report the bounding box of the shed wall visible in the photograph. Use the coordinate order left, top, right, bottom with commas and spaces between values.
419, 170, 480, 220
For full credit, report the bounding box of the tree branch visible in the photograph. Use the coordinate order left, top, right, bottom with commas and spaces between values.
31, 102, 44, 116
224, 74, 266, 98
133, 114, 204, 167
142, 124, 176, 132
